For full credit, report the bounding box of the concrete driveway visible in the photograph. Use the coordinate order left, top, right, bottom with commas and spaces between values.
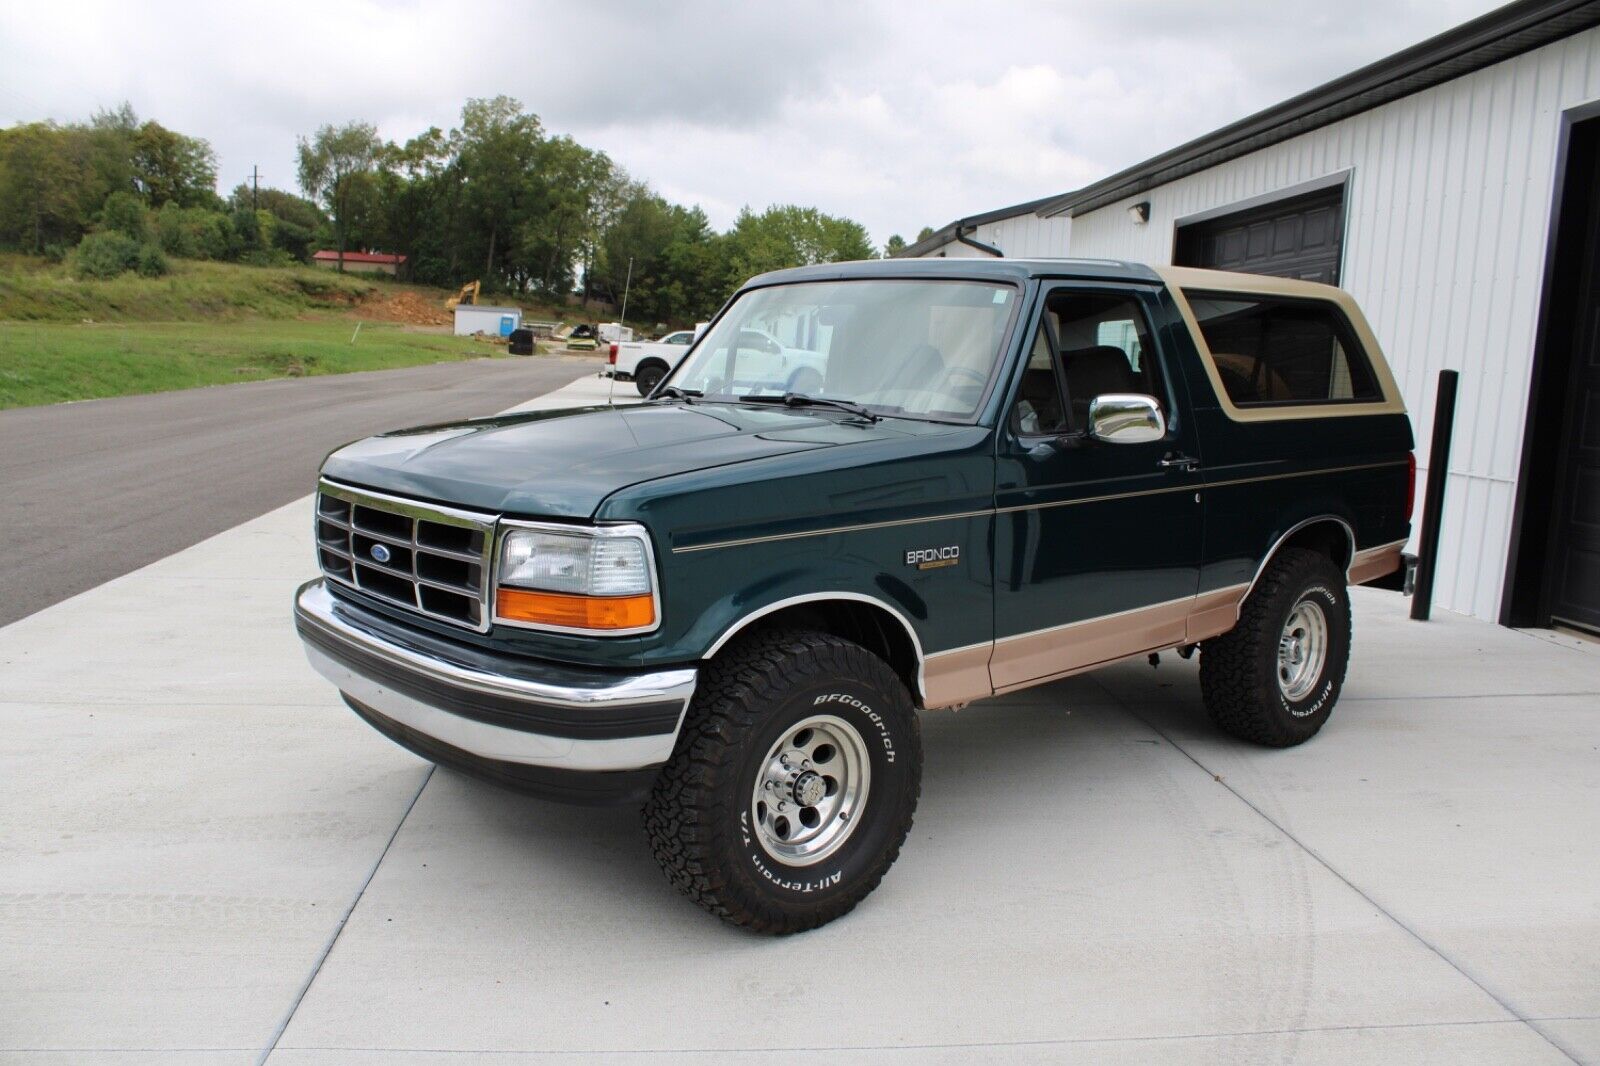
3, 377, 1597, 1065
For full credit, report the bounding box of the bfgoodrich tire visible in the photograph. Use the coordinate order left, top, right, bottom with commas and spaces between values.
1200, 548, 1351, 747
643, 629, 921, 934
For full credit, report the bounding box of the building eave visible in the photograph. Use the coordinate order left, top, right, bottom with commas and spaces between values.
1038, 0, 1600, 219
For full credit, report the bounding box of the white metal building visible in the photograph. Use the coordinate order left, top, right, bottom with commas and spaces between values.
905, 0, 1600, 632
453, 305, 522, 338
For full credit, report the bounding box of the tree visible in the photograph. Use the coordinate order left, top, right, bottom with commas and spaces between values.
131, 121, 218, 208
86, 104, 139, 204
720, 205, 875, 290
883, 234, 906, 257
0, 123, 87, 252
366, 129, 450, 281
456, 96, 542, 286
297, 121, 381, 271
521, 135, 612, 295
916, 226, 935, 242
228, 183, 324, 260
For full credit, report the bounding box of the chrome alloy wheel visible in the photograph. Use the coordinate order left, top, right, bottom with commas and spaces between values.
750, 714, 871, 866
1278, 598, 1330, 702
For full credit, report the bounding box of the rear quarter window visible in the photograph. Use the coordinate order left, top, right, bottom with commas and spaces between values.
1183, 290, 1382, 407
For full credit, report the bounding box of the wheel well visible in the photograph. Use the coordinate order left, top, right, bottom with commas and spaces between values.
718, 599, 922, 703
637, 357, 668, 373
1274, 519, 1354, 572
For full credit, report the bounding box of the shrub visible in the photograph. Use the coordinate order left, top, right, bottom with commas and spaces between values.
236, 248, 294, 268
100, 191, 152, 242
74, 231, 142, 278
135, 243, 169, 277
156, 203, 235, 260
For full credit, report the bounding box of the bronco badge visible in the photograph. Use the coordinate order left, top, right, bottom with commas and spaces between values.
906, 545, 960, 570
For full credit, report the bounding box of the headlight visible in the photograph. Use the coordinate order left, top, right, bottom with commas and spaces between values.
494, 524, 658, 633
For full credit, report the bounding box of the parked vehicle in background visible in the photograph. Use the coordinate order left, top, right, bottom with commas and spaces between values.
295, 258, 1414, 934
607, 327, 700, 395
724, 326, 828, 396
609, 324, 826, 398
565, 323, 600, 350
598, 322, 635, 344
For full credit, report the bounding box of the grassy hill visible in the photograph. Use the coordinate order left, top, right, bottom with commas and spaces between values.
0, 254, 393, 322
0, 255, 582, 409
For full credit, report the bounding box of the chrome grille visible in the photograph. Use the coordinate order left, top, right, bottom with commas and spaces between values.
314, 480, 496, 632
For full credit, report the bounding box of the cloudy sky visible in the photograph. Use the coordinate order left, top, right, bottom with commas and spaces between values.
0, 0, 1503, 246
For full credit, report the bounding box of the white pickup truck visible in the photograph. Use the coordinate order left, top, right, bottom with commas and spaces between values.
606, 325, 704, 395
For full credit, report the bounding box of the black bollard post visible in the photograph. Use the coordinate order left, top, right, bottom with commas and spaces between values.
1410, 369, 1459, 621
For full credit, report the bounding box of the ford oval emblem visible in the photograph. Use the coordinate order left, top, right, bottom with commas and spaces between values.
370, 543, 392, 564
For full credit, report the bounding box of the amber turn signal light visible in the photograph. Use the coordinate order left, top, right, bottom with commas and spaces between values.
495, 587, 656, 630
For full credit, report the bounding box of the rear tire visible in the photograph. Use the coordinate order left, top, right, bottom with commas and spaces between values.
643, 629, 921, 934
635, 362, 667, 395
1200, 548, 1351, 747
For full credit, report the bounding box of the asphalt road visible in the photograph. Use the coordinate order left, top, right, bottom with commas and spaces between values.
0, 356, 597, 627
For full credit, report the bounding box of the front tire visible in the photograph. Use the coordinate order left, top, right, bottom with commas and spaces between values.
634, 362, 667, 395
1200, 548, 1351, 747
643, 629, 921, 934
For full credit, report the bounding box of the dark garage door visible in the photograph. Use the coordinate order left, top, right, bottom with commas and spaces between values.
1174, 187, 1345, 284
1505, 112, 1600, 634
1548, 129, 1600, 634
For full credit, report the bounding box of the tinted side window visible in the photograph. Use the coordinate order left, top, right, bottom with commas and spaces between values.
1009, 290, 1165, 435
1184, 291, 1381, 406
1051, 291, 1163, 431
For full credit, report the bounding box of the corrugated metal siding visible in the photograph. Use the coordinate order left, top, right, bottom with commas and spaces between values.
916, 213, 1072, 258
1065, 26, 1600, 622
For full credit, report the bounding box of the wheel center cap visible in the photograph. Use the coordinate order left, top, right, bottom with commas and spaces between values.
791, 770, 826, 807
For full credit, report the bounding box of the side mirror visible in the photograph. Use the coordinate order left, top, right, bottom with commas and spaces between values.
1088, 393, 1166, 444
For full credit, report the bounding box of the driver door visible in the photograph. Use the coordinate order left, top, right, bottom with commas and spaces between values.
991, 284, 1204, 690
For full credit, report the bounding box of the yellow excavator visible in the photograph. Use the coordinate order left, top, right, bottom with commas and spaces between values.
445, 280, 481, 310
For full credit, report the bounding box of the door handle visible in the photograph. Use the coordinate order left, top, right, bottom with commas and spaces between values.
1159, 454, 1199, 471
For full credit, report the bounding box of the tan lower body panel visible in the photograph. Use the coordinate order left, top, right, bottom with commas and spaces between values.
920, 584, 1249, 706
1348, 539, 1407, 586
920, 642, 996, 709
921, 542, 1400, 708
1186, 583, 1250, 643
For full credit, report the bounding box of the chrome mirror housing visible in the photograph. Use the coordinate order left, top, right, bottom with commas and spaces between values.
1088, 393, 1166, 444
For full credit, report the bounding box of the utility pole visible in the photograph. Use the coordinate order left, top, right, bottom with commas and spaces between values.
618, 257, 634, 331
251, 165, 260, 209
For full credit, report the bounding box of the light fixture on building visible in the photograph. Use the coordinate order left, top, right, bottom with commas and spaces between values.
1128, 201, 1151, 225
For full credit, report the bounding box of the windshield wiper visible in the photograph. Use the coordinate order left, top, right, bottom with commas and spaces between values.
654, 386, 702, 404
739, 392, 882, 422
781, 392, 880, 422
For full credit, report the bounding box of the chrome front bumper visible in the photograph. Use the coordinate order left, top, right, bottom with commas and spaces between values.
294, 579, 697, 780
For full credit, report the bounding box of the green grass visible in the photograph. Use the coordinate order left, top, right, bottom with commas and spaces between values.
0, 254, 386, 323
0, 253, 587, 409
0, 319, 512, 409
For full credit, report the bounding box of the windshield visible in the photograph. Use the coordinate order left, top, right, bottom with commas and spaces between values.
666, 279, 1018, 421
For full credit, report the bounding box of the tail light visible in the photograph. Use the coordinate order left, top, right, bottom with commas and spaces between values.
1406, 452, 1417, 520
608, 343, 618, 364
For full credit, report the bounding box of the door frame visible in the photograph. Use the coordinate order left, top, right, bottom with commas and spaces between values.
1500, 100, 1600, 627
987, 281, 1205, 690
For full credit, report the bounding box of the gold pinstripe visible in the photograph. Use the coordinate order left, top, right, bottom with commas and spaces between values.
669, 459, 1407, 554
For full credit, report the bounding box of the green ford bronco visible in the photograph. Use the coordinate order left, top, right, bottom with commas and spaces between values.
295, 258, 1414, 933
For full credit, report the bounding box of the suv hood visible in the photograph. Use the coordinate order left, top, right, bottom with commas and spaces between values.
320, 402, 920, 518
